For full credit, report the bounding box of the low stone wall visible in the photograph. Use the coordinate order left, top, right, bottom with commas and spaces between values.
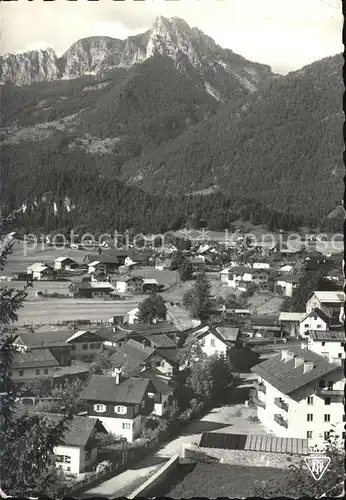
183, 445, 302, 469
128, 454, 180, 499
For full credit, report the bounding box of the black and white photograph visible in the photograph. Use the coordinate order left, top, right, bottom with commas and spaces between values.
0, 0, 344, 498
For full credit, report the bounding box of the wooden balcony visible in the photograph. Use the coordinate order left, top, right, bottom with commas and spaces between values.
274, 397, 289, 412
274, 413, 288, 428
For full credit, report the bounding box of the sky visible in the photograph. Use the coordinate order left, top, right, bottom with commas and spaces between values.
0, 0, 342, 74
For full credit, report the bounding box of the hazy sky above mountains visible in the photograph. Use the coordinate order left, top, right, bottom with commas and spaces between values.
0, 0, 342, 74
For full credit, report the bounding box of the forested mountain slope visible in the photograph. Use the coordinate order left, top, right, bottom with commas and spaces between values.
120, 54, 344, 225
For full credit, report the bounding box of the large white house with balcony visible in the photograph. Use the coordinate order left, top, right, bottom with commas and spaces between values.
250, 345, 344, 447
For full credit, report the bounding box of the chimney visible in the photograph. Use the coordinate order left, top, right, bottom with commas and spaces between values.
303, 361, 314, 374
294, 356, 304, 368
112, 368, 120, 384
281, 350, 295, 362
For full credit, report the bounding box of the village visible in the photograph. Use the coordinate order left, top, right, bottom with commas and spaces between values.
1, 227, 344, 498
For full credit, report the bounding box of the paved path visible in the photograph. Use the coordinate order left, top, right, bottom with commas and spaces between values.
81, 403, 271, 498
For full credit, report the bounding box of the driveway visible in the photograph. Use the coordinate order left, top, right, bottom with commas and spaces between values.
80, 403, 271, 498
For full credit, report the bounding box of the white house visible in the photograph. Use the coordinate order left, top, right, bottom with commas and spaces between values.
275, 274, 299, 297
220, 266, 269, 288
124, 307, 140, 324
81, 376, 161, 442
54, 257, 78, 271
250, 346, 345, 447
299, 308, 331, 337
26, 262, 54, 280
306, 329, 345, 364
51, 415, 107, 475
189, 325, 236, 359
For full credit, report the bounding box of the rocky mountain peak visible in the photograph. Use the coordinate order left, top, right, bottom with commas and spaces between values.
0, 15, 273, 92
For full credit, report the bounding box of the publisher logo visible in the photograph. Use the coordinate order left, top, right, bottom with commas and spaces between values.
304, 455, 331, 481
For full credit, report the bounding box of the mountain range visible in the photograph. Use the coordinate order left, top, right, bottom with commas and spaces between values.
1, 16, 343, 233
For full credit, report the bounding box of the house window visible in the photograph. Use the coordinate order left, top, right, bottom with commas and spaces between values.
343, 415, 346, 422
114, 406, 126, 414
342, 432, 346, 440
141, 400, 145, 408
71, 345, 76, 351
122, 422, 131, 430
319, 380, 325, 389
327, 381, 333, 390
155, 361, 161, 367
35, 369, 40, 375
163, 401, 167, 408
306, 431, 313, 439
307, 396, 314, 405
324, 414, 331, 422
85, 450, 91, 461
321, 341, 326, 346
19, 370, 24, 377
135, 405, 139, 413
82, 344, 88, 350
66, 467, 71, 472
338, 353, 343, 358
324, 397, 331, 406
317, 324, 322, 329
307, 414, 313, 422
324, 431, 330, 440
44, 369, 48, 375
341, 342, 345, 347
200, 339, 205, 347
56, 455, 71, 464
94, 404, 106, 413
161, 360, 165, 367
90, 343, 95, 349
304, 324, 309, 328
210, 338, 215, 347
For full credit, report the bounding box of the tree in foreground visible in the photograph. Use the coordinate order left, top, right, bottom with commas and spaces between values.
254, 431, 345, 498
0, 224, 71, 496
136, 292, 167, 324
183, 272, 213, 320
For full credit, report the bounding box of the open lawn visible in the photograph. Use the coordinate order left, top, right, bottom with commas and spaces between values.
166, 463, 288, 498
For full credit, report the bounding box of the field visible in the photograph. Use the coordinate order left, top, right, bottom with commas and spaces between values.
165, 463, 288, 498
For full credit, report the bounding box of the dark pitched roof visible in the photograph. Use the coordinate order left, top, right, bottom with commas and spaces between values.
52, 363, 90, 378
119, 323, 177, 336
81, 375, 153, 404
109, 339, 154, 369
141, 334, 176, 349
11, 348, 59, 369
303, 308, 332, 324
22, 413, 105, 447
309, 330, 345, 342
15, 326, 103, 348
251, 315, 281, 327
155, 348, 179, 365
251, 346, 342, 397
138, 371, 174, 395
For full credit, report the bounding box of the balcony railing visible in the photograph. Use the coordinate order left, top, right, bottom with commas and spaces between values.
274, 397, 289, 412
316, 388, 344, 397
254, 381, 266, 394
274, 413, 288, 428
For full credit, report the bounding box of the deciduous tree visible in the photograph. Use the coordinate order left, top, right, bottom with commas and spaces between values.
137, 292, 167, 324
